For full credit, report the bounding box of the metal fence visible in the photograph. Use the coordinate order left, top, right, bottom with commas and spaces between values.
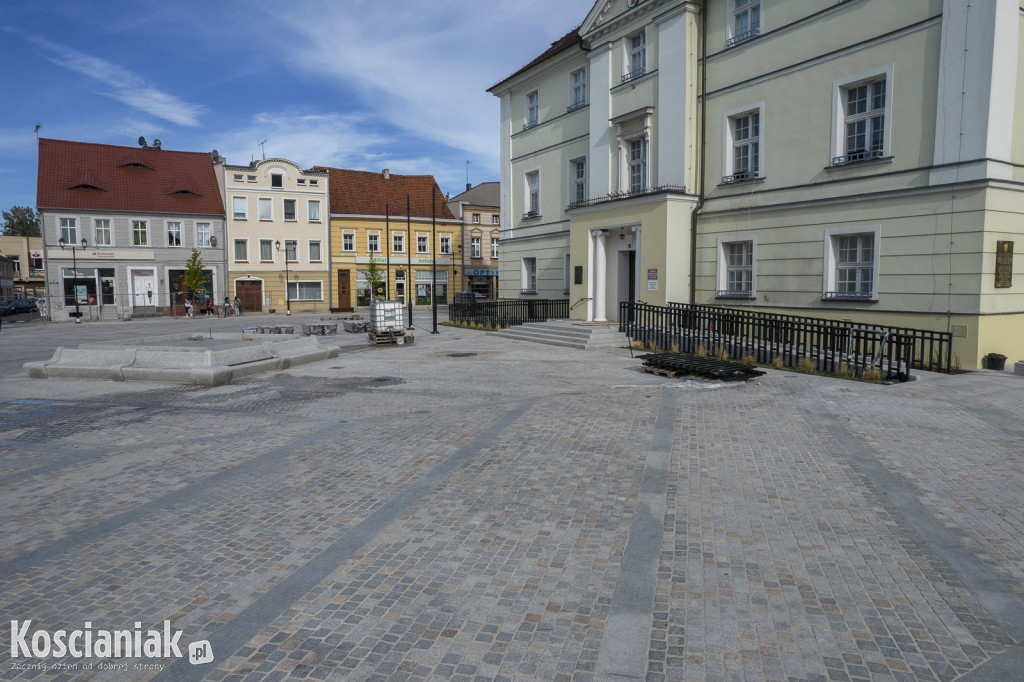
620, 302, 954, 380
450, 299, 569, 328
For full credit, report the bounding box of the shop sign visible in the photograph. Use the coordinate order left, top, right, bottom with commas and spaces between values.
647, 268, 658, 292
469, 269, 499, 277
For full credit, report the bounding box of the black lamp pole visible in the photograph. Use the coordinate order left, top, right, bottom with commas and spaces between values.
406, 195, 414, 330
59, 236, 88, 324
275, 240, 291, 315
431, 188, 438, 334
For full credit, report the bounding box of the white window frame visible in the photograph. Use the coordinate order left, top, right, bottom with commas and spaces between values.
831, 66, 893, 165
166, 220, 182, 247
716, 236, 756, 298
628, 138, 649, 193
623, 29, 646, 82
232, 196, 247, 220
472, 213, 480, 224
309, 240, 322, 263
722, 102, 764, 183
491, 236, 499, 259
471, 237, 481, 259
284, 239, 298, 262
491, 215, 499, 225
392, 233, 405, 253
524, 89, 539, 129
286, 280, 323, 302
570, 157, 588, 206
196, 222, 212, 247
259, 239, 274, 262
521, 256, 538, 294
416, 234, 428, 254
569, 67, 587, 111
308, 200, 321, 222
93, 217, 113, 246
440, 235, 451, 255
258, 198, 272, 221
271, 173, 283, 188
132, 220, 149, 247
283, 199, 297, 221
59, 217, 78, 244
342, 231, 355, 252
728, 0, 761, 47
523, 170, 540, 218
823, 225, 880, 301
234, 238, 248, 262
368, 232, 380, 253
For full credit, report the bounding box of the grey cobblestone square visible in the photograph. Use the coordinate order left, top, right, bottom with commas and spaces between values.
0, 313, 1021, 680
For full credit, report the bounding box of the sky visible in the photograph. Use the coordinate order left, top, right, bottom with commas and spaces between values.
0, 0, 594, 213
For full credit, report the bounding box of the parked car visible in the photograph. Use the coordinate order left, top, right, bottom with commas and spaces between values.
0, 299, 37, 316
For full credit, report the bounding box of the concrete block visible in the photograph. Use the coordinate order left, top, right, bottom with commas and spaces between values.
1015, 361, 1024, 376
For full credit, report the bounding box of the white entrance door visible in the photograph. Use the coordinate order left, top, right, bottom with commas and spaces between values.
132, 271, 156, 307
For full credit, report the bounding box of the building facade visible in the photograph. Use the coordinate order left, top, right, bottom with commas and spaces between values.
0, 236, 46, 301
37, 139, 226, 321
489, 1, 701, 321
491, 0, 1024, 367
318, 168, 460, 310
447, 182, 501, 298
220, 158, 329, 314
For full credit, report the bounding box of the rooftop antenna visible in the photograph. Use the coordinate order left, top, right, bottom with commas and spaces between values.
258, 139, 268, 160
34, 124, 40, 139
466, 160, 471, 191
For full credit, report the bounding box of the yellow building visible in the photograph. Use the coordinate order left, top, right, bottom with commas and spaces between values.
218, 157, 329, 314
316, 168, 460, 310
0, 236, 45, 300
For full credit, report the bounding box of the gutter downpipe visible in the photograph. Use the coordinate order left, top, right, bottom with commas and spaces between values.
689, 1, 707, 305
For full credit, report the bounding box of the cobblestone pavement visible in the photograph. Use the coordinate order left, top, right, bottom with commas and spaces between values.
0, 315, 1022, 681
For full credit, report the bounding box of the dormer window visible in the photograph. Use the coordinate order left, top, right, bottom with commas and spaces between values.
271, 173, 283, 188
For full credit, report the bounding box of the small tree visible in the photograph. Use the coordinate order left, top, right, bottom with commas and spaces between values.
2, 206, 41, 237
183, 248, 206, 303
366, 260, 387, 302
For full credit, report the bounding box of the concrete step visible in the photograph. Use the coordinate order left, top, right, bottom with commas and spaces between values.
489, 321, 630, 350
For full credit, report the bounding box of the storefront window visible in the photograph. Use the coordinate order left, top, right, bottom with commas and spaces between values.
62, 268, 97, 306
415, 271, 448, 305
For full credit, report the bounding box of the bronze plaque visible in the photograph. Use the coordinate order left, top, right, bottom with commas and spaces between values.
995, 241, 1013, 288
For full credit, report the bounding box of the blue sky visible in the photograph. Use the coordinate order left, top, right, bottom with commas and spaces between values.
0, 0, 593, 212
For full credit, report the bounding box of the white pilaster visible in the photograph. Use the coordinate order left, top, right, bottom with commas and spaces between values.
592, 229, 608, 322
589, 43, 614, 197
932, 0, 1019, 184
656, 9, 688, 188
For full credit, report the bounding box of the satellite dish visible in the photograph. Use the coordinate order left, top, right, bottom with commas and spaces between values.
153, 139, 162, 149
138, 136, 148, 147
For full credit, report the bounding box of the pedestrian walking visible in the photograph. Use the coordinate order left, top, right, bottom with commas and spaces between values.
224, 297, 232, 317
184, 298, 194, 319
234, 296, 241, 316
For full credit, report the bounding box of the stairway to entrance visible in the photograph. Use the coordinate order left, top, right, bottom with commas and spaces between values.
489, 320, 630, 350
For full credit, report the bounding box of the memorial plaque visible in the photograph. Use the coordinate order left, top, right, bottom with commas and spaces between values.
574, 266, 583, 285
995, 241, 1013, 288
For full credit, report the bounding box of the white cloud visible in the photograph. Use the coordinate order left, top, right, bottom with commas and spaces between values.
257, 0, 591, 165
20, 32, 205, 127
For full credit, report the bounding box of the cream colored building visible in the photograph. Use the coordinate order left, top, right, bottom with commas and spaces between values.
489, 1, 701, 321
491, 0, 1024, 368
446, 182, 501, 298
219, 158, 329, 314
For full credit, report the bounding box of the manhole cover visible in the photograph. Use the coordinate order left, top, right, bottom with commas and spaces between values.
448, 353, 477, 358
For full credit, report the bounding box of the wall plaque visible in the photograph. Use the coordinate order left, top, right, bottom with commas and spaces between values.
995, 241, 1013, 288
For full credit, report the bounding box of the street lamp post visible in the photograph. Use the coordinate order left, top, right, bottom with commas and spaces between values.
58, 236, 88, 324
275, 240, 291, 315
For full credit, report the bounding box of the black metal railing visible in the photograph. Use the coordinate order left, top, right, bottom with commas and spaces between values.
450, 298, 569, 328
618, 301, 954, 380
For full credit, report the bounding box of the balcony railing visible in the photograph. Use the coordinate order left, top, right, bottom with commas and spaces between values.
715, 289, 754, 299
726, 27, 760, 48
521, 210, 540, 221
721, 171, 756, 184
566, 100, 587, 113
567, 184, 687, 210
831, 149, 884, 166
823, 289, 874, 301
621, 66, 646, 84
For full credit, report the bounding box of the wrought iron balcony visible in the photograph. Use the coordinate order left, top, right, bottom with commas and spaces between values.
831, 149, 884, 166
823, 289, 874, 301
621, 66, 646, 84
721, 171, 756, 184
726, 27, 760, 48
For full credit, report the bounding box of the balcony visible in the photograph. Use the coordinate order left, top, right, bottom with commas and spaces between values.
822, 289, 874, 301
721, 171, 756, 184
621, 66, 646, 84
567, 184, 686, 210
726, 27, 760, 48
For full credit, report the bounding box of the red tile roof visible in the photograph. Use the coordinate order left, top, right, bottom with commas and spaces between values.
36, 139, 225, 216
489, 26, 582, 91
313, 167, 455, 221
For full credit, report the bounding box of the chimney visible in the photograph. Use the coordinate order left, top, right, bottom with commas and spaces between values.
466, 182, 472, 191
382, 169, 390, 180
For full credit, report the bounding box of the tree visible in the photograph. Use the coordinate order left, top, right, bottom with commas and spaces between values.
183, 248, 207, 303
366, 259, 387, 302
2, 206, 41, 237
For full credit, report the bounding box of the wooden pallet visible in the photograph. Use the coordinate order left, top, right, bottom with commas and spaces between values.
368, 331, 405, 345
642, 366, 682, 379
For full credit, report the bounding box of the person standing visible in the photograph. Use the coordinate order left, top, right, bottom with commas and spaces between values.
234, 296, 242, 316
184, 297, 194, 319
